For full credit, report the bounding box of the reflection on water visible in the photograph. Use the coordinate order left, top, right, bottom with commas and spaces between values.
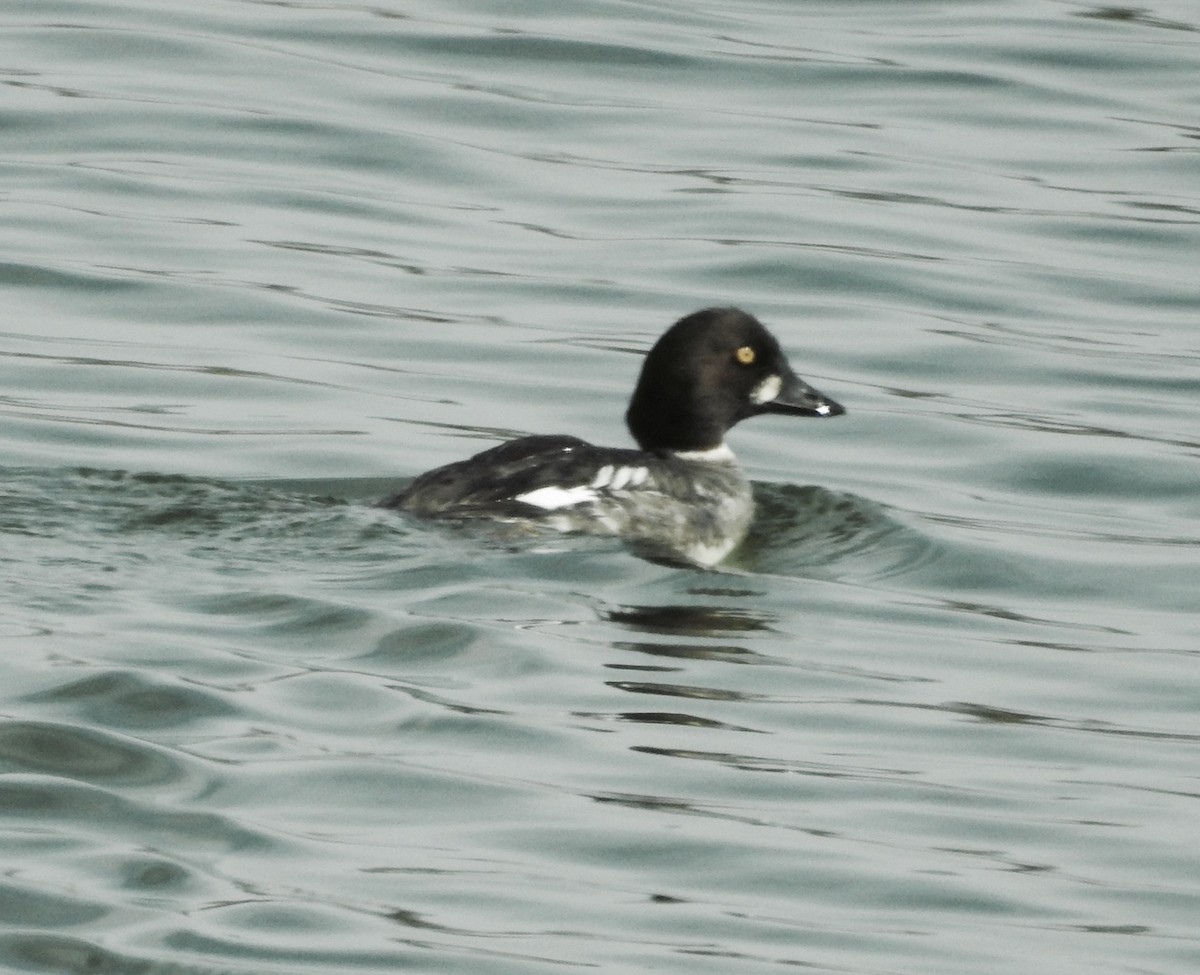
610, 641, 784, 666
606, 680, 766, 703
604, 601, 775, 636
604, 711, 764, 733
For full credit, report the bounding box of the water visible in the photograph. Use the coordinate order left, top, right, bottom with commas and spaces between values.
2, 1, 1198, 972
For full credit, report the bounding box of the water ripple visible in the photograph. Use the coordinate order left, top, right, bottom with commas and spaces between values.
4, 2, 1200, 973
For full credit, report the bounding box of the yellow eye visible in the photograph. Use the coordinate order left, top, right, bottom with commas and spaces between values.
735, 345, 756, 365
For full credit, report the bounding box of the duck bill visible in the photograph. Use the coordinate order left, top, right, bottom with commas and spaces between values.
760, 369, 845, 418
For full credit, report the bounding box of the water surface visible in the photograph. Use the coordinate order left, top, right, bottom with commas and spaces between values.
2, 2, 1199, 973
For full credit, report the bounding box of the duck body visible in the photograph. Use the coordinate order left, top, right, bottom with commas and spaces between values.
382, 307, 845, 566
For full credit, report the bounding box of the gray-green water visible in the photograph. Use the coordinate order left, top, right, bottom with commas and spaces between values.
2, 2, 1198, 973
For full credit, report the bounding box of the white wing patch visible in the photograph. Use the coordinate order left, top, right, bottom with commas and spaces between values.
590, 465, 649, 490
517, 465, 650, 510
750, 374, 782, 405
515, 485, 598, 510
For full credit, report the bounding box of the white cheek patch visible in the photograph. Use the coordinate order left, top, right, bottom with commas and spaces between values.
515, 485, 598, 510
750, 374, 782, 405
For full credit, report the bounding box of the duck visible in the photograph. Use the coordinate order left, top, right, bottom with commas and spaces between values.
382, 306, 845, 566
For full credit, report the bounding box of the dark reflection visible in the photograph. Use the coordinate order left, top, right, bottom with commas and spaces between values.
602, 662, 680, 674
590, 791, 841, 839
935, 597, 1130, 634
116, 855, 195, 893
399, 686, 507, 716
629, 746, 889, 779
596, 571, 793, 709
936, 846, 1055, 874
899, 700, 1200, 742
614, 711, 763, 733
827, 186, 1011, 214
949, 702, 1045, 725
385, 908, 448, 931
603, 602, 775, 637
251, 237, 520, 282
1074, 6, 1197, 32
605, 681, 762, 702
609, 641, 783, 666
688, 585, 764, 597
591, 792, 701, 814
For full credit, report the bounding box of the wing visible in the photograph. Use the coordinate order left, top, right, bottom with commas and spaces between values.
384, 435, 646, 517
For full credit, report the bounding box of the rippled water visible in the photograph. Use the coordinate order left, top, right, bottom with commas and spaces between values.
3, 2, 1199, 973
